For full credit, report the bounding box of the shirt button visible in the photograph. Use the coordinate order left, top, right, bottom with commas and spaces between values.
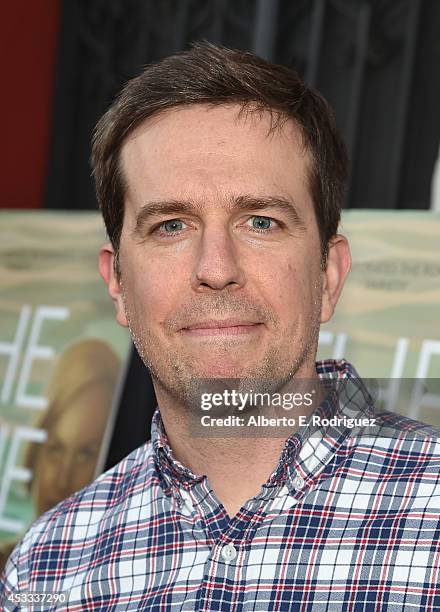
293, 472, 305, 490
221, 544, 237, 562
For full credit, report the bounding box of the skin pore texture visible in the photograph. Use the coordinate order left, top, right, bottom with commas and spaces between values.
99, 104, 351, 517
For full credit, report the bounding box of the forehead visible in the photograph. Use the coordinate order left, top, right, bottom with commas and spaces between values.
120, 104, 313, 216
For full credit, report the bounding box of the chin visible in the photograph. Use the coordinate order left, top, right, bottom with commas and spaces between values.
193, 366, 240, 379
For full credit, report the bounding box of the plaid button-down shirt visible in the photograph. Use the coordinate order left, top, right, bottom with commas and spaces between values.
2, 360, 440, 611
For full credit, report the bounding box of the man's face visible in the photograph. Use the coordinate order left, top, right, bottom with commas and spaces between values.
102, 104, 347, 403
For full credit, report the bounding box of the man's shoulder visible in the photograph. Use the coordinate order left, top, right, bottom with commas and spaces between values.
351, 409, 440, 469
374, 409, 440, 438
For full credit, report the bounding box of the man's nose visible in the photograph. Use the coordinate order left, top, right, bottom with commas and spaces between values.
191, 223, 246, 291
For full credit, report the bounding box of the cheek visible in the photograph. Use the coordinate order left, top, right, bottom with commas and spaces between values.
275, 260, 321, 322
123, 248, 189, 318
277, 261, 305, 301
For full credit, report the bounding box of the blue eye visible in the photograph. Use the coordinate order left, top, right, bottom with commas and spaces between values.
246, 216, 278, 233
162, 219, 184, 233
251, 216, 272, 230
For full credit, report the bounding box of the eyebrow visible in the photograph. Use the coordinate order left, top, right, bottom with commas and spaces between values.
133, 194, 306, 236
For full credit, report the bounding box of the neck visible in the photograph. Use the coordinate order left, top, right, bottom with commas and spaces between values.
153, 364, 322, 518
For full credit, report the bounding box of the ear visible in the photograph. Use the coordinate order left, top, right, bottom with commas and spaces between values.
98, 243, 128, 328
320, 234, 351, 324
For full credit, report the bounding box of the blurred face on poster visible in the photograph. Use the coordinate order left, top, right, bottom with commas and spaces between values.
31, 384, 112, 516
25, 339, 120, 517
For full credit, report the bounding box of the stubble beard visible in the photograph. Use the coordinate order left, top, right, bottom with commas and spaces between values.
120, 281, 322, 415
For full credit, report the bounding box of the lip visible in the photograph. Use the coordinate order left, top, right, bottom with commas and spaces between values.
180, 319, 263, 336
183, 319, 261, 330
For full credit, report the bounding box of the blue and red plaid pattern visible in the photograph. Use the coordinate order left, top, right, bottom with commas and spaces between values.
1, 359, 440, 611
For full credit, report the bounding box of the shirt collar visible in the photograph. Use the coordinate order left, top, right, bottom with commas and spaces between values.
151, 359, 374, 499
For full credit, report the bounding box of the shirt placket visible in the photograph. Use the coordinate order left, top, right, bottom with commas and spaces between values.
182, 476, 283, 611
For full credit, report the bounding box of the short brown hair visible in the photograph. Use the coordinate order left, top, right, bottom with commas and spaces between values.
91, 40, 348, 268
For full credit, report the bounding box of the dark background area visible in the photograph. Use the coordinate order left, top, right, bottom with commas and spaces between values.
1, 0, 439, 466
46, 0, 440, 214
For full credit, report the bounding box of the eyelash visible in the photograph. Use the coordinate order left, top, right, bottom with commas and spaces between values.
152, 216, 281, 239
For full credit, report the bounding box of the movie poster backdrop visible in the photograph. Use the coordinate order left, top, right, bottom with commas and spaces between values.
0, 211, 131, 569
317, 211, 440, 425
